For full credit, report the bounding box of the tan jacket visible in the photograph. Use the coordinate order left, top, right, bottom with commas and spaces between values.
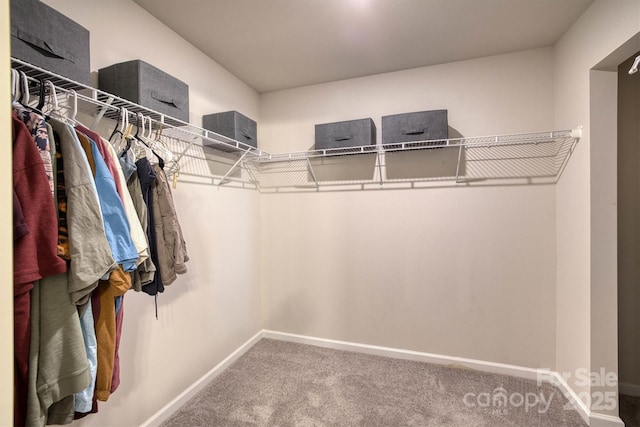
151, 164, 188, 286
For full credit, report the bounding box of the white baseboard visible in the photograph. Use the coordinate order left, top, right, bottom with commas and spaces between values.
140, 330, 263, 427
548, 370, 591, 425
142, 329, 626, 427
263, 329, 546, 381
620, 381, 640, 397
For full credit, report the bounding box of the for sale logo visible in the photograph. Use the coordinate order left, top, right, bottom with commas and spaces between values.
538, 367, 618, 411
463, 387, 555, 414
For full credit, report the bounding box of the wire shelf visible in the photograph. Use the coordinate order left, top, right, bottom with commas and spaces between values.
11, 58, 266, 186
11, 58, 265, 157
247, 129, 580, 192
10, 58, 580, 192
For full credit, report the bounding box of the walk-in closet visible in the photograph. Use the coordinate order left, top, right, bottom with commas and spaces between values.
3, 1, 640, 426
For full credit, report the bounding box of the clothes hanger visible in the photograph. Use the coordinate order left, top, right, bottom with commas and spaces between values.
11, 69, 20, 102
17, 74, 47, 116
155, 140, 174, 163
127, 112, 150, 160
109, 107, 125, 143
34, 79, 47, 113
18, 71, 30, 105
155, 130, 179, 186
17, 74, 48, 117
134, 112, 142, 139
66, 90, 78, 125
144, 117, 173, 163
139, 115, 163, 163
133, 114, 166, 167
122, 109, 133, 140
44, 81, 64, 119
116, 108, 135, 154
138, 115, 157, 156
156, 130, 173, 161
146, 116, 154, 140
140, 115, 153, 143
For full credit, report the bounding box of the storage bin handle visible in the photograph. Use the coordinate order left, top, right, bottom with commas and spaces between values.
333, 135, 353, 141
403, 128, 425, 136
151, 91, 183, 110
12, 28, 76, 63
240, 131, 254, 141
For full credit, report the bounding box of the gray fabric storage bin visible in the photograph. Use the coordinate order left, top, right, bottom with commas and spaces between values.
10, 0, 91, 85
382, 110, 448, 145
202, 111, 257, 152
315, 118, 376, 150
98, 60, 190, 122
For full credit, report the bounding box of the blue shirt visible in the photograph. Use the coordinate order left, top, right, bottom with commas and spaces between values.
74, 129, 139, 271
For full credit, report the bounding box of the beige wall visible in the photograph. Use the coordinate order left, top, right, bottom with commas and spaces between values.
1, 0, 13, 424
46, 0, 259, 121
6, 0, 640, 425
554, 0, 640, 418
260, 48, 556, 151
38, 1, 263, 425
618, 52, 640, 394
590, 68, 620, 418
259, 48, 558, 369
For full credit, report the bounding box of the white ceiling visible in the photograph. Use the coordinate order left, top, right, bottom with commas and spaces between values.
132, 0, 593, 93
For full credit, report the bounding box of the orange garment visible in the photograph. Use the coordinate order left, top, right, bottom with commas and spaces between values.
76, 125, 124, 200
75, 131, 96, 175
93, 266, 130, 401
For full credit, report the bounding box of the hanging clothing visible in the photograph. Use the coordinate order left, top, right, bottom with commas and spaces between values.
49, 123, 71, 260
11, 70, 190, 425
12, 114, 66, 289
47, 396, 76, 425
76, 130, 139, 272
46, 122, 58, 201
73, 130, 96, 175
69, 130, 138, 403
104, 141, 149, 266
110, 295, 125, 395
127, 168, 156, 291
13, 113, 68, 427
151, 163, 189, 286
48, 118, 117, 305
119, 148, 137, 182
136, 157, 163, 296
13, 190, 28, 240
9, 63, 196, 427
21, 119, 91, 427
74, 303, 97, 414
13, 103, 55, 196
93, 267, 131, 401
97, 142, 150, 396
25, 274, 90, 426
76, 124, 124, 199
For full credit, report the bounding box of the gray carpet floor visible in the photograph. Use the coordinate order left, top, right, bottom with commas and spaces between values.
161, 339, 588, 426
